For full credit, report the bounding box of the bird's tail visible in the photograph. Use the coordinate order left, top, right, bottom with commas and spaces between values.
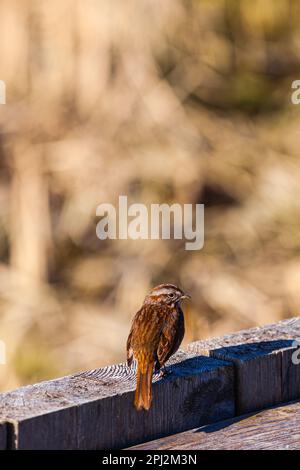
134, 359, 154, 411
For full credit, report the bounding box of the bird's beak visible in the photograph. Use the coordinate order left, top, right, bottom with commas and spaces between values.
181, 293, 191, 300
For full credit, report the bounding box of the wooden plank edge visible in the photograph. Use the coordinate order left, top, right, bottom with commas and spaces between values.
188, 317, 300, 414
0, 353, 235, 449
129, 400, 300, 450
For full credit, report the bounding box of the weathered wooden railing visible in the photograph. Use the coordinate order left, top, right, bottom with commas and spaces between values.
0, 317, 299, 450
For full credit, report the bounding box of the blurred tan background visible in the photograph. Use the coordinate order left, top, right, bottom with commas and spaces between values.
1, 0, 300, 390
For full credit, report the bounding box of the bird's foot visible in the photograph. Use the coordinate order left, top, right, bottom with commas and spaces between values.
158, 367, 171, 378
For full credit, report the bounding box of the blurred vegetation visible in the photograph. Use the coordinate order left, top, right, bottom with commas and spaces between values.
1, 0, 300, 390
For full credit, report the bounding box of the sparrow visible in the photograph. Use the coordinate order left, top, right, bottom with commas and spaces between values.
126, 284, 190, 411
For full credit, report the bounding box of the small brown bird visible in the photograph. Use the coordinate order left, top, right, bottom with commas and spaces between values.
126, 284, 190, 411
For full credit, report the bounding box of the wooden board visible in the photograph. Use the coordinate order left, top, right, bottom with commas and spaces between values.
282, 347, 300, 402
130, 400, 300, 450
188, 317, 300, 355
0, 422, 6, 450
0, 351, 234, 449
188, 317, 300, 414
1, 316, 299, 449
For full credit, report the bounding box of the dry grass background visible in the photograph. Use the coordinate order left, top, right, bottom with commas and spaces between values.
1, 0, 300, 390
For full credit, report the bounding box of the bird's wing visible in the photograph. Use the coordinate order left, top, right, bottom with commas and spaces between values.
127, 305, 165, 367
126, 307, 144, 366
126, 324, 134, 366
156, 308, 184, 368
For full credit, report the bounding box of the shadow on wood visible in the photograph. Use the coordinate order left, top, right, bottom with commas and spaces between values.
130, 400, 300, 450
1, 317, 300, 449
210, 339, 299, 413
0, 352, 235, 449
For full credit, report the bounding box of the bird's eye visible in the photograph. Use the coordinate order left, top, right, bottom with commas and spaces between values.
169, 293, 175, 298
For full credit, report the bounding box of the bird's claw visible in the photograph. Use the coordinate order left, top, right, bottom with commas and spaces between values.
158, 367, 171, 378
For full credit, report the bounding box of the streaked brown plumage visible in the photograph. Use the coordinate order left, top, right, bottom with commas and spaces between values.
126, 284, 190, 411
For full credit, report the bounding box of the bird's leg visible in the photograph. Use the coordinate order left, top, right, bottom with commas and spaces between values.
158, 365, 171, 378
154, 358, 172, 378
154, 361, 161, 375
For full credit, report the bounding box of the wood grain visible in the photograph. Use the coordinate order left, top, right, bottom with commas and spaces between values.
130, 400, 300, 450
282, 347, 300, 402
0, 422, 6, 450
0, 351, 234, 449
0, 317, 299, 449
189, 317, 300, 414
188, 317, 300, 356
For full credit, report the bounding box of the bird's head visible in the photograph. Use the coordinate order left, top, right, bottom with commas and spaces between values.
143, 283, 191, 307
